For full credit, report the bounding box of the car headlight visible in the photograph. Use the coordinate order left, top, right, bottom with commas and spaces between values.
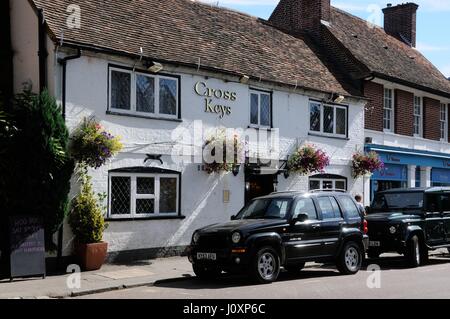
231, 232, 241, 244
389, 226, 397, 234
193, 232, 200, 244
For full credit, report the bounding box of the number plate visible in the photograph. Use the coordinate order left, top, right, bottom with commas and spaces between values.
197, 253, 217, 261
369, 241, 381, 247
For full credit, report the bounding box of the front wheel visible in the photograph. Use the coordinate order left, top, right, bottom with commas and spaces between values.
337, 241, 363, 275
249, 247, 280, 284
193, 264, 222, 280
405, 235, 425, 268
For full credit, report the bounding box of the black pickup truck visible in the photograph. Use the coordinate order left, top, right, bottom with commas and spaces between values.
187, 191, 369, 284
367, 187, 450, 267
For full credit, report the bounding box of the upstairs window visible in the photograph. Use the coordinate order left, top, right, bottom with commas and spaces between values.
109, 66, 179, 119
413, 96, 423, 137
309, 101, 347, 137
383, 88, 394, 132
250, 90, 271, 128
440, 103, 448, 141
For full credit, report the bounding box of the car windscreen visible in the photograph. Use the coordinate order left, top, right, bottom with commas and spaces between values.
236, 198, 292, 220
371, 192, 423, 211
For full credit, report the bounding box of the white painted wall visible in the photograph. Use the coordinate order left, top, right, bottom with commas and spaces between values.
55, 53, 365, 255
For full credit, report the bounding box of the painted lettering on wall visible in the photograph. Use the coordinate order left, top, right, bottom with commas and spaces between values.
194, 81, 236, 118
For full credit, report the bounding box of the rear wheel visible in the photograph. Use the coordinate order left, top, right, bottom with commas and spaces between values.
405, 235, 423, 268
284, 262, 305, 274
249, 247, 280, 284
193, 264, 222, 280
337, 241, 363, 275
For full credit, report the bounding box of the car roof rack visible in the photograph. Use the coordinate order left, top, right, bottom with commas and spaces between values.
308, 189, 347, 193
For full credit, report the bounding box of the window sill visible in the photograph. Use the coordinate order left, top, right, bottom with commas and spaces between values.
106, 215, 186, 222
106, 110, 182, 122
308, 132, 349, 141
247, 125, 274, 131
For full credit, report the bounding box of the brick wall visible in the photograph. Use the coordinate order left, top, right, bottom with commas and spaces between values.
363, 82, 384, 131
394, 89, 414, 136
423, 97, 441, 141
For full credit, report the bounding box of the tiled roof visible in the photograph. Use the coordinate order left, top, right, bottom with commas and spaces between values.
29, 0, 358, 97
329, 7, 450, 97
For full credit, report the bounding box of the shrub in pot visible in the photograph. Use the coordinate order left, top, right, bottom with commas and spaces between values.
69, 167, 108, 271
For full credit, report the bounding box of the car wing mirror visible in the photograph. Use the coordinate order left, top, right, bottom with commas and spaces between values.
291, 213, 309, 225
231, 215, 237, 221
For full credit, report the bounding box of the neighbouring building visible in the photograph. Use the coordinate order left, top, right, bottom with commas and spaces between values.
9, 0, 368, 262
269, 0, 450, 202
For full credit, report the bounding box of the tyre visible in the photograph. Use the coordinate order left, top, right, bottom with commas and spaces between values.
367, 249, 380, 259
249, 246, 280, 284
405, 235, 423, 268
337, 241, 363, 275
193, 263, 222, 280
284, 262, 305, 274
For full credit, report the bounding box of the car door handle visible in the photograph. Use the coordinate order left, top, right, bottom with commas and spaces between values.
311, 224, 321, 229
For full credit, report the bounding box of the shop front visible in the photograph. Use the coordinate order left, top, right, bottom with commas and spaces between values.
366, 144, 450, 200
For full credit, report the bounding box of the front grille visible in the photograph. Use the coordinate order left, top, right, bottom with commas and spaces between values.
197, 233, 229, 249
367, 221, 389, 238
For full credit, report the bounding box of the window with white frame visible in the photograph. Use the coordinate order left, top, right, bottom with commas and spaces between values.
309, 176, 347, 191
109, 67, 179, 118
413, 96, 423, 137
109, 172, 179, 218
309, 101, 347, 137
440, 103, 448, 141
383, 88, 394, 132
250, 90, 271, 128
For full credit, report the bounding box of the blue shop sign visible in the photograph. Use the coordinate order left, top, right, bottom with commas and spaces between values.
372, 164, 407, 181
432, 168, 450, 184
366, 144, 450, 169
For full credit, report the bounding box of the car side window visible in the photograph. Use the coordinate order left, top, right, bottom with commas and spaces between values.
293, 198, 318, 220
317, 197, 336, 220
330, 197, 343, 218
339, 196, 360, 218
441, 194, 450, 212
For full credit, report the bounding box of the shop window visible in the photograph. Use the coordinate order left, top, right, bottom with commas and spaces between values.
309, 101, 347, 138
250, 90, 271, 128
109, 168, 180, 219
109, 66, 179, 119
383, 88, 394, 132
309, 175, 347, 191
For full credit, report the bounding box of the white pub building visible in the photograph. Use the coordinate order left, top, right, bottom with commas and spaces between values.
9, 0, 367, 261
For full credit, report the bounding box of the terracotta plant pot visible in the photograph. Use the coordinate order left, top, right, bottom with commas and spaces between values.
75, 242, 108, 271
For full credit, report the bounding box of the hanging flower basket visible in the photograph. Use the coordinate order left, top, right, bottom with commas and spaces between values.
352, 151, 384, 178
203, 130, 244, 174
70, 117, 123, 169
287, 145, 330, 175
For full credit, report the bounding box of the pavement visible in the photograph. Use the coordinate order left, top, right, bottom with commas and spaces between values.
2, 249, 450, 299
0, 256, 194, 299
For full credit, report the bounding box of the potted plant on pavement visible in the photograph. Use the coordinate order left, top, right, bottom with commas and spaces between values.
68, 117, 123, 270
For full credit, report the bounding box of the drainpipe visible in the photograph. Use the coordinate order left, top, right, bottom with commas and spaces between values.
38, 9, 47, 93
56, 48, 81, 270
58, 49, 81, 119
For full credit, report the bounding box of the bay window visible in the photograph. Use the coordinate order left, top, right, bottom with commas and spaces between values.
109, 66, 179, 119
309, 101, 347, 137
109, 171, 180, 219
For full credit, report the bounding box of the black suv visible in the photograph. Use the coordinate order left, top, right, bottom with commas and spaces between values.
187, 191, 369, 284
367, 187, 450, 267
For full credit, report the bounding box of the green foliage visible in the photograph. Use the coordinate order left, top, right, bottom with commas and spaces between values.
70, 117, 123, 169
0, 89, 74, 251
68, 166, 107, 244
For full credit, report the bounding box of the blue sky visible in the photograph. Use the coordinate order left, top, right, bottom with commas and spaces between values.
200, 0, 450, 78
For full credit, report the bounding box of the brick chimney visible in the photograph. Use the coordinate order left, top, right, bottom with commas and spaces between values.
269, 0, 331, 36
383, 3, 419, 47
